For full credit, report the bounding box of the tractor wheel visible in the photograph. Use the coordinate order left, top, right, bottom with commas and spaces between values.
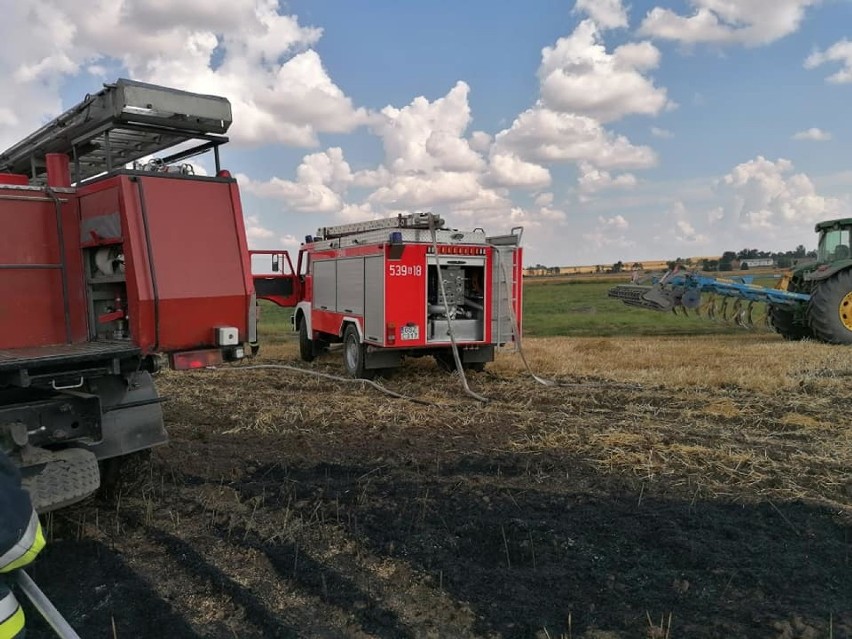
807, 269, 852, 344
299, 320, 315, 362
343, 324, 372, 378
768, 305, 812, 341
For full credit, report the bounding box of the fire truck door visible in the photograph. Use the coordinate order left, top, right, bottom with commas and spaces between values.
251, 250, 300, 307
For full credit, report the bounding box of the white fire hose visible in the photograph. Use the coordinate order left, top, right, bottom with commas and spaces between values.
14, 570, 82, 639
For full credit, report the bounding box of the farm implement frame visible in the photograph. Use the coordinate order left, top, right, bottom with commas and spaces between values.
608, 217, 852, 344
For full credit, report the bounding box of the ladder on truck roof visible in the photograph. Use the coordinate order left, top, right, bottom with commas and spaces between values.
316, 212, 446, 240
0, 78, 233, 185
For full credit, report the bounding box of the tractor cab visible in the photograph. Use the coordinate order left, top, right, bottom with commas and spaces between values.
815, 218, 852, 263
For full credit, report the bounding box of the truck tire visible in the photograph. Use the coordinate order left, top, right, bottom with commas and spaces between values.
807, 269, 852, 344
433, 349, 457, 372
768, 304, 812, 341
99, 450, 153, 501
343, 324, 372, 379
434, 349, 486, 373
21, 448, 101, 513
299, 320, 315, 362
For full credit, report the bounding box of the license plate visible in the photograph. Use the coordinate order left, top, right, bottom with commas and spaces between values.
400, 325, 419, 341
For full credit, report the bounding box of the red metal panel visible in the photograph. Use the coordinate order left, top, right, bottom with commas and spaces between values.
45, 153, 71, 188
0, 174, 28, 186
113, 177, 155, 350
114, 175, 251, 353
311, 309, 347, 337
384, 244, 428, 347
0, 270, 67, 349
0, 190, 86, 349
61, 197, 88, 343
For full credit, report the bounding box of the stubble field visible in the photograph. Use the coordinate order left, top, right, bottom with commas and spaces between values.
24, 279, 852, 639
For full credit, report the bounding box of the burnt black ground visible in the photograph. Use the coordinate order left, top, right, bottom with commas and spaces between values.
17, 359, 852, 639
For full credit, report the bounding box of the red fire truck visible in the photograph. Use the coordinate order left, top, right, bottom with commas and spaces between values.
0, 79, 255, 511
253, 213, 523, 377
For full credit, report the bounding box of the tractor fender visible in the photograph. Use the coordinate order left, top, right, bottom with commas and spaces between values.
804, 260, 852, 282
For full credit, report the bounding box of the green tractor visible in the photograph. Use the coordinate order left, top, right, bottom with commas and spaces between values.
771, 218, 852, 344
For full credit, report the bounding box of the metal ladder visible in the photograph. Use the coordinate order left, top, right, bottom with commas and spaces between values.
0, 78, 233, 185
488, 228, 523, 347
316, 212, 446, 240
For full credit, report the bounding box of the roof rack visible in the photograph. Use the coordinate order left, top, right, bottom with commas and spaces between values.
0, 78, 233, 184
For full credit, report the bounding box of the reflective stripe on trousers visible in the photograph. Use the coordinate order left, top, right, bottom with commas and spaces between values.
0, 588, 24, 639
0, 512, 45, 574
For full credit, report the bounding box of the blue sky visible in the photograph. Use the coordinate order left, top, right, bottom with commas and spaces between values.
3, 0, 852, 265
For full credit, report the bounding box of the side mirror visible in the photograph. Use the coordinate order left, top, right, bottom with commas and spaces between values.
272, 254, 280, 273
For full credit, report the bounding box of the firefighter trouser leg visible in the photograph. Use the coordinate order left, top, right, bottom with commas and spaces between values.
0, 581, 24, 639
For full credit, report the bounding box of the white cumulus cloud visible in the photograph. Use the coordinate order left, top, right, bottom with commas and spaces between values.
237, 147, 354, 213
494, 108, 657, 169
485, 153, 552, 189
639, 0, 819, 47
599, 214, 630, 230
672, 202, 710, 244
577, 162, 638, 197
244, 215, 276, 240
573, 0, 629, 29
717, 156, 845, 231
805, 40, 852, 84
0, 0, 369, 148
582, 215, 636, 250
792, 127, 831, 141
538, 20, 672, 122
372, 81, 485, 174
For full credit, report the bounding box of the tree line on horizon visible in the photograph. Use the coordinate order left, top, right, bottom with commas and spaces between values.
528, 244, 817, 276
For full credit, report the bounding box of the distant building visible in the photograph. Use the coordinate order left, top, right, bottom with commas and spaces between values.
739, 258, 775, 268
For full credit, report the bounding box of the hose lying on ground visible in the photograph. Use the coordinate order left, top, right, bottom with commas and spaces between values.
211, 363, 439, 406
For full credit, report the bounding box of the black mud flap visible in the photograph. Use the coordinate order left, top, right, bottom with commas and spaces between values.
83, 371, 168, 460
365, 347, 403, 370
461, 345, 494, 364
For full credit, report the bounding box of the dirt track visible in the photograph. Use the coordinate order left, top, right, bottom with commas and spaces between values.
23, 337, 852, 638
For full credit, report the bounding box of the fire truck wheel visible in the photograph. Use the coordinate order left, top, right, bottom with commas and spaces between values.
299, 321, 316, 362
433, 350, 456, 372
435, 350, 486, 373
343, 324, 372, 379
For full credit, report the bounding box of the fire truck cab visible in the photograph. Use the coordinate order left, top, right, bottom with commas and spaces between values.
254, 213, 523, 377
